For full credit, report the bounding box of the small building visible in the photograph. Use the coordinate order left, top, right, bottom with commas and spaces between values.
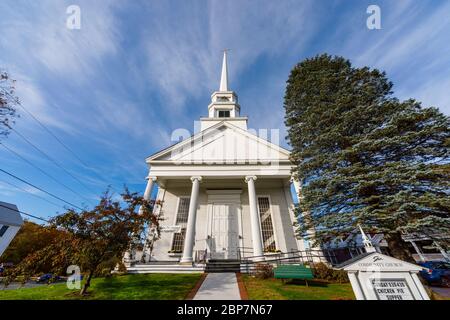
338, 252, 429, 300
401, 233, 449, 263
323, 230, 449, 264
322, 229, 389, 264
336, 227, 429, 300
0, 201, 24, 257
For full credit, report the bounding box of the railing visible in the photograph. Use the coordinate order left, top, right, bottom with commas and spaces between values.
238, 249, 339, 274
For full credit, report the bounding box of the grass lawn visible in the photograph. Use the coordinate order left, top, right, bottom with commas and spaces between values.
0, 273, 202, 300
242, 276, 355, 300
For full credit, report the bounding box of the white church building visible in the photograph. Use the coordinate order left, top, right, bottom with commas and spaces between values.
126, 52, 308, 272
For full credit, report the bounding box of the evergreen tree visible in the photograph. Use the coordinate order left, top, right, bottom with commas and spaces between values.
284, 54, 450, 261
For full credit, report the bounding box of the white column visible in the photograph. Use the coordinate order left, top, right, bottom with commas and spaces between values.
245, 176, 264, 261
347, 272, 365, 300
180, 176, 202, 264
125, 176, 158, 265
292, 176, 323, 261
139, 176, 157, 214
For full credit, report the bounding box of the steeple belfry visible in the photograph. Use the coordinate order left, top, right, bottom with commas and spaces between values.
219, 50, 229, 91
200, 50, 247, 131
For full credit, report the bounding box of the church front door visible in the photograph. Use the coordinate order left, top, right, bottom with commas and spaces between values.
209, 203, 239, 260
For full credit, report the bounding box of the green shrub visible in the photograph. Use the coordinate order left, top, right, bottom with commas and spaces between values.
116, 261, 127, 274
312, 263, 349, 283
253, 263, 274, 279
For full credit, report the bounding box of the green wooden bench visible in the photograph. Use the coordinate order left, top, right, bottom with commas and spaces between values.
273, 264, 314, 285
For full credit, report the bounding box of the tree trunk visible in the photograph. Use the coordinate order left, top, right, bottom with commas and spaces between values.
385, 232, 415, 263
80, 270, 94, 296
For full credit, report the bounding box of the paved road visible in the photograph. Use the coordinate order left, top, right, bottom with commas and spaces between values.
0, 281, 65, 291
194, 273, 241, 300
430, 286, 450, 298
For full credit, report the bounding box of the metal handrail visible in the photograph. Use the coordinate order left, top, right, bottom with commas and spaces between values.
238, 249, 339, 274
241, 248, 326, 262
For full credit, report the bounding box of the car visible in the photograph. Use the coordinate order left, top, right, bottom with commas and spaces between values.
419, 261, 450, 287
36, 273, 61, 283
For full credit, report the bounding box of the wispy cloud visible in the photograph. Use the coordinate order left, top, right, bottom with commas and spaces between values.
0, 0, 449, 219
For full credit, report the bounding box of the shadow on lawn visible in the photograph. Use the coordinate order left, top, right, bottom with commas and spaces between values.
283, 279, 329, 287
94, 274, 187, 290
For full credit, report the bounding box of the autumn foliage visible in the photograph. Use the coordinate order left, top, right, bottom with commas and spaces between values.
5, 189, 160, 295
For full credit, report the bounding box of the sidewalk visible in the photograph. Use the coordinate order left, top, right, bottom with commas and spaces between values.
193, 273, 241, 300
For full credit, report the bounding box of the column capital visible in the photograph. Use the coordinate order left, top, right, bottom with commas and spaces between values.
244, 175, 257, 183
190, 176, 202, 183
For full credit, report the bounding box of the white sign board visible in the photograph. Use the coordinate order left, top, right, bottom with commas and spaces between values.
371, 279, 414, 300
340, 253, 430, 300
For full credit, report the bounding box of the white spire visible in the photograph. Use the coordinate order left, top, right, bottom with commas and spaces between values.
358, 224, 376, 253
219, 50, 229, 91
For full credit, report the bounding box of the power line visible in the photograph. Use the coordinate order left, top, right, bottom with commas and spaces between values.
0, 178, 63, 209
10, 127, 97, 203
5, 93, 125, 196
0, 168, 84, 210
0, 142, 93, 204
5, 94, 121, 193
0, 203, 50, 223
15, 100, 91, 168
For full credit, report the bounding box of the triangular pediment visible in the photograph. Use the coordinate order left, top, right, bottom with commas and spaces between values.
147, 121, 291, 164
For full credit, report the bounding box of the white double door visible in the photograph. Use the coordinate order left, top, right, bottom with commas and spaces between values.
208, 202, 240, 260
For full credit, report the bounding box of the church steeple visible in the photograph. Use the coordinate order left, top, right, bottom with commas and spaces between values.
199, 50, 247, 131
207, 51, 240, 119
219, 50, 229, 91
358, 224, 377, 253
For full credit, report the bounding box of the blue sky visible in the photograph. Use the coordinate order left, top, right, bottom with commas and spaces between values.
1, 0, 449, 222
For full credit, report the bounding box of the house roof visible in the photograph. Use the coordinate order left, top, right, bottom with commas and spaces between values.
335, 252, 372, 269
0, 201, 24, 227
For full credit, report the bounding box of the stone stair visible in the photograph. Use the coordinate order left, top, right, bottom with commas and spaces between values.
205, 259, 241, 273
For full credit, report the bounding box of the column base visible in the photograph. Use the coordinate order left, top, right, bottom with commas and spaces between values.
179, 257, 193, 265
253, 256, 265, 262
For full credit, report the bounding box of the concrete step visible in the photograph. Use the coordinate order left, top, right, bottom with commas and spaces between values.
126, 264, 205, 274
208, 259, 240, 263
206, 268, 240, 273
206, 260, 241, 273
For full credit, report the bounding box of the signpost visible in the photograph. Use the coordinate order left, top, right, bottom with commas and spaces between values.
338, 251, 430, 300
371, 279, 414, 300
